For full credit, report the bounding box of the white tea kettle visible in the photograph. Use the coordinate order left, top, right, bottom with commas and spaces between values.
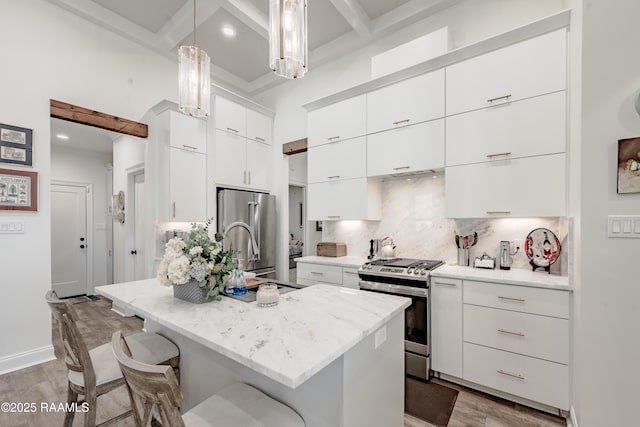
380, 237, 396, 260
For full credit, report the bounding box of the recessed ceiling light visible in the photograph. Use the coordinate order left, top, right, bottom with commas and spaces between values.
56, 134, 69, 140
222, 26, 236, 37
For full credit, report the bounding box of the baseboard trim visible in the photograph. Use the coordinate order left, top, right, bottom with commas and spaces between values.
569, 405, 578, 427
0, 345, 55, 375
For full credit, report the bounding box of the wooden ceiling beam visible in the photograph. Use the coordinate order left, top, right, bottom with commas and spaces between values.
283, 137, 307, 155
50, 99, 148, 139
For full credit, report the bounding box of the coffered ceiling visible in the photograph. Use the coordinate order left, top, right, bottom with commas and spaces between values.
44, 0, 461, 96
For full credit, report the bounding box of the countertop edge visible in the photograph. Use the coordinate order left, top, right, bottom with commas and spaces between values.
430, 266, 571, 291
294, 256, 367, 268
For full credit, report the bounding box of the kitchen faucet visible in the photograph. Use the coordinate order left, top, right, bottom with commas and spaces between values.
223, 221, 259, 261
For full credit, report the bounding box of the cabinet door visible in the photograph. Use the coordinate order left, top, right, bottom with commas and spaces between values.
308, 137, 366, 183
246, 140, 271, 191
342, 267, 360, 289
215, 129, 247, 188
169, 110, 207, 154
215, 96, 246, 136
367, 69, 445, 134
169, 148, 207, 222
246, 109, 273, 145
308, 178, 380, 221
367, 120, 444, 177
430, 278, 463, 377
445, 153, 566, 218
308, 95, 366, 147
446, 92, 566, 167
446, 29, 566, 115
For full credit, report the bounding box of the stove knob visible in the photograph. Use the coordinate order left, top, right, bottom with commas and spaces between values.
420, 269, 427, 276
367, 264, 372, 270
413, 269, 420, 275
407, 267, 414, 274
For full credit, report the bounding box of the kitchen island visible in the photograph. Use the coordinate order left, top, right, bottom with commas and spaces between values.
97, 280, 410, 427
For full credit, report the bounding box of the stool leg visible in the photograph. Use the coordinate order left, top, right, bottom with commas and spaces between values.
84, 390, 97, 427
63, 383, 77, 427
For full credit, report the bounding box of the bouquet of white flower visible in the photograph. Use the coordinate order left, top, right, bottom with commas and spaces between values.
157, 219, 236, 301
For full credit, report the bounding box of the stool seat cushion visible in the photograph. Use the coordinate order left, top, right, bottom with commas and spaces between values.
182, 383, 304, 427
69, 332, 179, 388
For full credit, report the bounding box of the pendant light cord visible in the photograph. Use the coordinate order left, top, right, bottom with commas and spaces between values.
193, 0, 197, 47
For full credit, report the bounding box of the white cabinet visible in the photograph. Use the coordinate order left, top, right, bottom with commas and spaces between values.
430, 277, 463, 378
342, 267, 360, 289
367, 69, 445, 134
215, 130, 271, 192
308, 178, 381, 221
168, 110, 207, 153
445, 153, 566, 218
169, 148, 207, 222
246, 109, 273, 145
308, 137, 366, 183
295, 261, 361, 289
446, 92, 566, 167
367, 120, 444, 177
214, 96, 246, 136
446, 29, 567, 116
308, 95, 366, 147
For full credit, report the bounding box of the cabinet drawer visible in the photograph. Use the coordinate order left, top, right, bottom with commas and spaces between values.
463, 280, 569, 318
464, 304, 569, 364
342, 267, 360, 289
308, 137, 366, 183
297, 263, 343, 285
308, 95, 366, 147
446, 29, 566, 116
367, 120, 444, 177
446, 91, 566, 167
464, 343, 568, 410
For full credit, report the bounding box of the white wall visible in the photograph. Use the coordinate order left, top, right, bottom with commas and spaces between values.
255, 0, 566, 279
0, 0, 176, 373
51, 146, 112, 291
572, 1, 640, 426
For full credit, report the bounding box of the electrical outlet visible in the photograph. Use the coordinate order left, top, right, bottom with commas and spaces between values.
513, 238, 523, 250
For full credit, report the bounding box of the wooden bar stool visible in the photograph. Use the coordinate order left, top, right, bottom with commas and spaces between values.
45, 290, 180, 427
111, 330, 305, 427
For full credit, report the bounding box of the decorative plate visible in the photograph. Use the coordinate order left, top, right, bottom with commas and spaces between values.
524, 228, 561, 267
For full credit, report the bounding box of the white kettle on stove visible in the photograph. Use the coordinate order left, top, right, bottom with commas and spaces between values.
380, 236, 396, 260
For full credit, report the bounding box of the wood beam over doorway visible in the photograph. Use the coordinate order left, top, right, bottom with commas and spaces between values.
282, 137, 307, 155
50, 99, 148, 138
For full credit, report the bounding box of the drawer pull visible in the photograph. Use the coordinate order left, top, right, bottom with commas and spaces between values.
497, 369, 525, 380
182, 144, 197, 150
486, 152, 512, 158
433, 281, 457, 286
310, 271, 324, 275
227, 127, 239, 133
255, 136, 266, 142
327, 215, 341, 219
487, 211, 512, 215
393, 166, 411, 171
487, 94, 512, 103
393, 119, 411, 125
344, 271, 358, 275
327, 175, 340, 179
328, 136, 340, 141
497, 328, 525, 337
498, 295, 526, 302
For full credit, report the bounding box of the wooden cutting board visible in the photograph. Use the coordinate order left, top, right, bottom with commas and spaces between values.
245, 278, 268, 290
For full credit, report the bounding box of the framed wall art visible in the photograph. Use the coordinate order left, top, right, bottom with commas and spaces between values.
0, 123, 33, 167
0, 168, 38, 211
617, 137, 640, 194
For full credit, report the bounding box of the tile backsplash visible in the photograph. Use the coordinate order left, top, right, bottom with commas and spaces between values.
323, 173, 568, 275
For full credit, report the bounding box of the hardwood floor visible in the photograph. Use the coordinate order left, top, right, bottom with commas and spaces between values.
0, 296, 567, 427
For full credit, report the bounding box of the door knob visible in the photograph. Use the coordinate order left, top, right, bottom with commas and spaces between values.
80, 245, 85, 249
131, 250, 137, 255
80, 237, 85, 241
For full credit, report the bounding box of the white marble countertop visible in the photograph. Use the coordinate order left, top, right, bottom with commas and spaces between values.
96, 280, 409, 388
431, 264, 571, 291
294, 255, 368, 268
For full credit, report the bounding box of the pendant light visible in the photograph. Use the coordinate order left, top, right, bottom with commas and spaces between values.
269, 0, 308, 79
178, 0, 210, 117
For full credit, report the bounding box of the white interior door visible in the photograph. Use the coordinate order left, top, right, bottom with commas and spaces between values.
51, 184, 87, 297
133, 172, 145, 280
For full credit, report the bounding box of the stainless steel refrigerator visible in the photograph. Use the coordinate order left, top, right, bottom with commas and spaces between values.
217, 188, 276, 277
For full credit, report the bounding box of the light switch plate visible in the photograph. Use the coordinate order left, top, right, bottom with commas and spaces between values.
608, 215, 640, 238
0, 221, 25, 234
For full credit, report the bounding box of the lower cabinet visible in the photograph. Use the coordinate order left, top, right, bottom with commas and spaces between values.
296, 262, 360, 288
430, 277, 463, 378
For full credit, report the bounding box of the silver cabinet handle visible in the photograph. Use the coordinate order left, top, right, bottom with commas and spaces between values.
172, 202, 176, 218
327, 215, 341, 219
182, 144, 197, 150
327, 175, 340, 179
487, 211, 512, 215
433, 281, 457, 286
393, 166, 410, 171
243, 170, 247, 184
497, 369, 524, 380
497, 328, 525, 337
328, 136, 340, 141
393, 119, 411, 125
487, 94, 512, 103
344, 270, 358, 275
486, 152, 512, 158
311, 271, 324, 275
255, 136, 266, 142
248, 171, 251, 185
227, 127, 239, 133
498, 295, 526, 302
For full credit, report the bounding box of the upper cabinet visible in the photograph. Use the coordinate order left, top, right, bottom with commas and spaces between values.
308, 95, 366, 148
168, 110, 207, 154
215, 97, 247, 136
246, 109, 272, 145
307, 137, 366, 184
366, 69, 445, 135
446, 29, 567, 116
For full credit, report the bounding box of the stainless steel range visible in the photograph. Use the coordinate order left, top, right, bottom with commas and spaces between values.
358, 258, 444, 381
